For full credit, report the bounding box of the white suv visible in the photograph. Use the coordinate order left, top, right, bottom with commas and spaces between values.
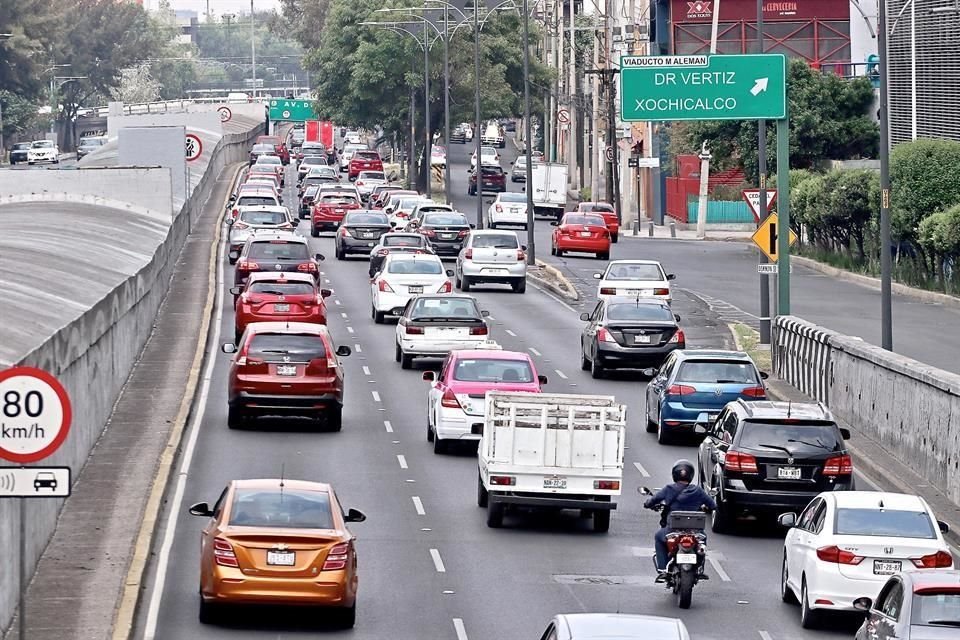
456, 230, 527, 293
371, 254, 453, 323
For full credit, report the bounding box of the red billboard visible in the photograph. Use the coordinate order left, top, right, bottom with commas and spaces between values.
671, 0, 849, 23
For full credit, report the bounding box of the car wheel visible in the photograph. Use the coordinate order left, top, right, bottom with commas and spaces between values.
310, 226, 319, 238
611, 233, 619, 243
593, 509, 611, 533
556, 248, 564, 257
455, 271, 463, 290
656, 413, 672, 445
395, 342, 402, 363
598, 252, 610, 260
486, 501, 504, 528
461, 275, 471, 292
477, 473, 489, 507
327, 404, 343, 432
512, 278, 526, 294
432, 433, 447, 454
426, 414, 434, 442
590, 350, 605, 379
800, 580, 821, 629
645, 402, 658, 433
711, 494, 733, 534
373, 308, 385, 324
781, 553, 798, 604
580, 344, 590, 371
338, 602, 356, 629
400, 352, 414, 369
227, 406, 244, 430
198, 596, 219, 624
335, 245, 345, 260
550, 244, 556, 256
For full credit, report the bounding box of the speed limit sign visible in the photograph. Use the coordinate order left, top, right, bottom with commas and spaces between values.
0, 367, 72, 463
605, 146, 615, 162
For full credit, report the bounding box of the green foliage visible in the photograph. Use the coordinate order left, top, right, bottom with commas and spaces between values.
0, 0, 65, 99
270, 0, 332, 51
670, 59, 879, 182
918, 205, 960, 267
889, 139, 960, 243
0, 90, 43, 139
790, 168, 879, 257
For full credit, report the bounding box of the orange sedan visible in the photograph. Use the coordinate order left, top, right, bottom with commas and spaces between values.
189, 479, 366, 627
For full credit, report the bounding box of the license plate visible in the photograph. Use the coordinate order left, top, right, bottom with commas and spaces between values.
676, 553, 698, 565
777, 466, 802, 480
441, 233, 457, 239
408, 286, 424, 294
277, 365, 297, 376
335, 209, 344, 213
511, 208, 519, 213
274, 303, 290, 312
635, 334, 651, 344
873, 560, 901, 575
543, 477, 567, 489
267, 550, 296, 566
580, 231, 592, 237
483, 269, 508, 275
367, 242, 375, 247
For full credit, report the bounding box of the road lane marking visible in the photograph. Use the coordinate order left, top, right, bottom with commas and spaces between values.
372, 391, 381, 402
363, 366, 371, 376
397, 454, 408, 469
335, 299, 342, 305
505, 329, 517, 337
412, 496, 426, 515
554, 369, 568, 380
354, 344, 362, 352
528, 281, 579, 314
633, 462, 651, 477
341, 312, 348, 318
384, 420, 394, 432
347, 326, 355, 334
430, 548, 446, 572
529, 347, 541, 356
707, 551, 732, 582
453, 618, 469, 640
758, 632, 773, 640
323, 278, 331, 283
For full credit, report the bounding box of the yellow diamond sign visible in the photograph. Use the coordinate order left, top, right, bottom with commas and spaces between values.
751, 213, 797, 263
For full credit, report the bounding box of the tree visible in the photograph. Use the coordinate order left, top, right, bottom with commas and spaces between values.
113, 64, 161, 104
890, 139, 960, 244
917, 205, 960, 288
270, 0, 332, 51
0, 0, 65, 99
670, 59, 879, 182
0, 90, 43, 141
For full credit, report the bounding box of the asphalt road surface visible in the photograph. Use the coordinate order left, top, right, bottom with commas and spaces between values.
137, 153, 863, 640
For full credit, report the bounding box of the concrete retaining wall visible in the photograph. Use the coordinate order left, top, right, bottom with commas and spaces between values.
773, 316, 960, 505
0, 116, 263, 634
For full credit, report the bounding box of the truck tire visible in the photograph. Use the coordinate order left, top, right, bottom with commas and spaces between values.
486, 501, 504, 528
593, 510, 610, 533
477, 474, 488, 507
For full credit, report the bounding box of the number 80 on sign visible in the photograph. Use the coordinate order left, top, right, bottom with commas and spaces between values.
0, 367, 72, 463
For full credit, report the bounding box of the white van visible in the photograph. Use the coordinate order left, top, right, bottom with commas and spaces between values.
226, 92, 251, 104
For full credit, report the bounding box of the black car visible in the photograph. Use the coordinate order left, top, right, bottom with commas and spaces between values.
417, 212, 472, 257
233, 234, 325, 290
697, 400, 853, 533
249, 143, 277, 165
299, 172, 339, 198
368, 233, 435, 277
335, 211, 392, 260
10, 142, 30, 165
449, 127, 466, 144
580, 297, 684, 378
300, 185, 321, 219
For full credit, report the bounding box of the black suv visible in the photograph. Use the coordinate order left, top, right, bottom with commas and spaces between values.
696, 400, 852, 533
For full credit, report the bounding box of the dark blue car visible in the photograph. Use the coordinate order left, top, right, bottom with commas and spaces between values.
644, 350, 768, 444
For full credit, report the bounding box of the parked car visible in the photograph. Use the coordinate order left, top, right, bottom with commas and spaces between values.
370, 253, 453, 323
487, 192, 528, 228
550, 213, 611, 260
232, 233, 324, 289
27, 139, 59, 164
594, 259, 675, 302
470, 145, 500, 169
368, 233, 436, 278
394, 294, 490, 369
577, 202, 620, 242
854, 569, 960, 639
9, 142, 31, 165
449, 126, 466, 144
335, 210, 392, 260
467, 165, 507, 196
510, 154, 539, 182
230, 272, 331, 342
455, 230, 526, 293
417, 212, 472, 257
227, 206, 295, 260
311, 192, 362, 236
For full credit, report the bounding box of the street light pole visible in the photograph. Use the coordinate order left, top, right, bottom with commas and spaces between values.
250, 0, 256, 98
473, 0, 484, 229
423, 21, 432, 198
757, 0, 771, 344
522, 0, 536, 264
443, 5, 452, 203
878, 0, 893, 350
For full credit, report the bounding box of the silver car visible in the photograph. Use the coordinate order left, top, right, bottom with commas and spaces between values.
226, 205, 295, 262
540, 614, 690, 640
455, 230, 527, 293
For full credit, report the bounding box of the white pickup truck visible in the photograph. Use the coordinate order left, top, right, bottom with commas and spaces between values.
477, 391, 626, 532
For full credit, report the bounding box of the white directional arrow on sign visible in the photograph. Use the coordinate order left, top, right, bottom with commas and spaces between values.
750, 77, 769, 96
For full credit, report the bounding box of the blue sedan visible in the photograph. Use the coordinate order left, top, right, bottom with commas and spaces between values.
644, 350, 768, 444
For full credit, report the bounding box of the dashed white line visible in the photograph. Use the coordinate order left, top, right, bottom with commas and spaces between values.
505, 329, 517, 337
372, 391, 381, 402
758, 632, 773, 640
354, 344, 362, 353
323, 278, 331, 284
363, 366, 372, 376
346, 326, 355, 334
335, 299, 342, 305
341, 312, 348, 318
554, 369, 568, 380
384, 420, 394, 432
707, 552, 732, 582
529, 347, 542, 356
430, 548, 446, 573
412, 496, 425, 515
633, 461, 651, 478
453, 618, 469, 640
397, 454, 408, 469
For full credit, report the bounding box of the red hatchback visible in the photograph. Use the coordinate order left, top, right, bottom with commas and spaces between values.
257, 135, 291, 165
468, 166, 507, 195
231, 272, 332, 343
577, 202, 620, 243
348, 150, 383, 181
551, 213, 611, 260
311, 193, 361, 236
223, 322, 351, 430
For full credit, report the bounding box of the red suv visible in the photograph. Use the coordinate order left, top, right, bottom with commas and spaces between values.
468, 166, 507, 195
256, 135, 291, 165
348, 150, 383, 181
223, 322, 351, 430
311, 193, 361, 236
230, 272, 332, 343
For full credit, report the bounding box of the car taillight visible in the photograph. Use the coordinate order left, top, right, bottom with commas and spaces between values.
654, 288, 670, 296
594, 480, 620, 490
600, 287, 616, 295
213, 537, 239, 567
238, 260, 260, 271
356, 181, 364, 186
298, 262, 318, 273
597, 327, 616, 343
377, 249, 389, 256
741, 386, 767, 398
246, 296, 264, 305
469, 325, 488, 335
822, 454, 853, 476
231, 208, 239, 218
457, 229, 469, 238
422, 228, 437, 237
339, 227, 348, 236
816, 545, 864, 565
437, 281, 452, 293
405, 325, 424, 335
725, 450, 758, 473
440, 388, 461, 408
517, 249, 525, 261
911, 551, 954, 568
489, 475, 515, 486
322, 541, 352, 571
234, 221, 249, 230
495, 204, 502, 212
378, 280, 394, 292
668, 329, 685, 344
666, 384, 696, 395
464, 248, 473, 259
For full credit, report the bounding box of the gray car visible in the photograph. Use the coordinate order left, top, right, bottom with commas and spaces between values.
77, 135, 108, 159
456, 230, 527, 293
854, 570, 960, 640
334, 210, 391, 260
539, 613, 690, 640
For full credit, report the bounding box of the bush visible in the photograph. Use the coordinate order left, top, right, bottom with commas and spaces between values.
890, 139, 960, 243
918, 205, 960, 286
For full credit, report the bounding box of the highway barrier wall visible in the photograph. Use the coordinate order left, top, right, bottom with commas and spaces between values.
0, 113, 263, 634
773, 316, 960, 505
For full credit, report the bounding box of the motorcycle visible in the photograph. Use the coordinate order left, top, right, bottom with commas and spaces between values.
640, 486, 711, 609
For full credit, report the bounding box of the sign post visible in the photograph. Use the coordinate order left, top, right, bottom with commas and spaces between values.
0, 366, 73, 640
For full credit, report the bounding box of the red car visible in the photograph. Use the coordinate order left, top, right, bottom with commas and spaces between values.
348, 150, 383, 181
231, 272, 332, 343
577, 202, 620, 243
311, 192, 361, 236
257, 135, 291, 165
468, 166, 507, 196
223, 322, 351, 430
550, 213, 611, 260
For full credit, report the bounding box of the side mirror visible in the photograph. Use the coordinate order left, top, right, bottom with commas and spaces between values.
422, 371, 436, 382
221, 343, 237, 354
446, 270, 454, 277
390, 221, 397, 227
538, 374, 548, 385
469, 223, 476, 229
521, 245, 527, 251
481, 310, 490, 317
550, 221, 559, 227
229, 286, 241, 296
840, 428, 851, 440
579, 312, 591, 321
228, 195, 237, 203
336, 345, 352, 357
226, 217, 235, 226
385, 207, 394, 214
694, 412, 711, 434
592, 273, 602, 280
315, 253, 326, 262
852, 597, 872, 613
344, 508, 366, 523
229, 251, 240, 262
320, 288, 333, 298
760, 371, 769, 379
667, 273, 677, 280
674, 314, 681, 322
188, 502, 214, 517
939, 520, 950, 534
777, 512, 798, 528
641, 367, 658, 377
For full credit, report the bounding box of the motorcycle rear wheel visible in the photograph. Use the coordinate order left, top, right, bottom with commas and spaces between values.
676, 568, 695, 609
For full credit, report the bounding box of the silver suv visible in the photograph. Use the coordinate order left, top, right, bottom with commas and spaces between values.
455, 230, 527, 293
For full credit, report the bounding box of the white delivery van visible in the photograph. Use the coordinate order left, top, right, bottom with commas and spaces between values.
530, 162, 569, 221
477, 391, 626, 532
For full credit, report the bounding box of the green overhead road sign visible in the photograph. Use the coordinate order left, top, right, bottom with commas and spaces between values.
620, 54, 787, 122
268, 99, 315, 122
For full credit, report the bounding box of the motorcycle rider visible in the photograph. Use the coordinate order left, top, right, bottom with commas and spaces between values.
644, 459, 717, 575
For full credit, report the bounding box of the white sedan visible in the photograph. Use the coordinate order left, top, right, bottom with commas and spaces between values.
470, 146, 500, 169
371, 254, 453, 323
779, 490, 954, 629
487, 192, 529, 228
27, 140, 60, 164
355, 170, 388, 201
594, 259, 675, 302
394, 294, 490, 369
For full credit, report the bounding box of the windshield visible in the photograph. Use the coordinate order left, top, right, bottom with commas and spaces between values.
912, 593, 960, 626
383, 235, 424, 247
582, 203, 615, 213
453, 358, 534, 383
80, 138, 105, 148
320, 195, 358, 205
32, 140, 54, 148
388, 260, 442, 275
354, 151, 379, 160
604, 263, 665, 281
605, 303, 674, 322
423, 213, 468, 226
564, 215, 605, 227
398, 198, 423, 210
345, 212, 388, 225
248, 241, 309, 260
835, 508, 936, 538
239, 210, 287, 225
248, 281, 315, 295
472, 234, 518, 249
676, 360, 759, 384
410, 297, 480, 320
229, 488, 333, 529
359, 171, 385, 180
301, 156, 326, 165
256, 156, 281, 165
499, 193, 526, 203
739, 422, 842, 454
252, 144, 275, 153
237, 196, 278, 207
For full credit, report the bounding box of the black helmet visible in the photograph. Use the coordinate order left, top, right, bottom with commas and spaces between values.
672, 459, 695, 483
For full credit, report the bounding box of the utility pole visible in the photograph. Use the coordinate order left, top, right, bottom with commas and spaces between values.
522, 0, 536, 264
591, 31, 600, 200
878, 0, 893, 350
568, 0, 578, 191
585, 66, 622, 221
757, 0, 771, 344
443, 5, 452, 203
473, 0, 484, 228
250, 0, 256, 98
423, 20, 432, 198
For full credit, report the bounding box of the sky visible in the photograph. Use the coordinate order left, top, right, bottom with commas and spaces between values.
152, 0, 281, 17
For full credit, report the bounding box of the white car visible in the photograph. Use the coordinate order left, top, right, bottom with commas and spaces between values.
227, 205, 295, 261
487, 192, 529, 228
456, 230, 526, 293
394, 294, 491, 369
339, 143, 366, 172
431, 146, 447, 167
344, 130, 363, 145
389, 196, 429, 229
780, 491, 954, 629
371, 254, 453, 323
594, 259, 675, 302
355, 170, 388, 200
27, 139, 60, 164
470, 146, 500, 169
